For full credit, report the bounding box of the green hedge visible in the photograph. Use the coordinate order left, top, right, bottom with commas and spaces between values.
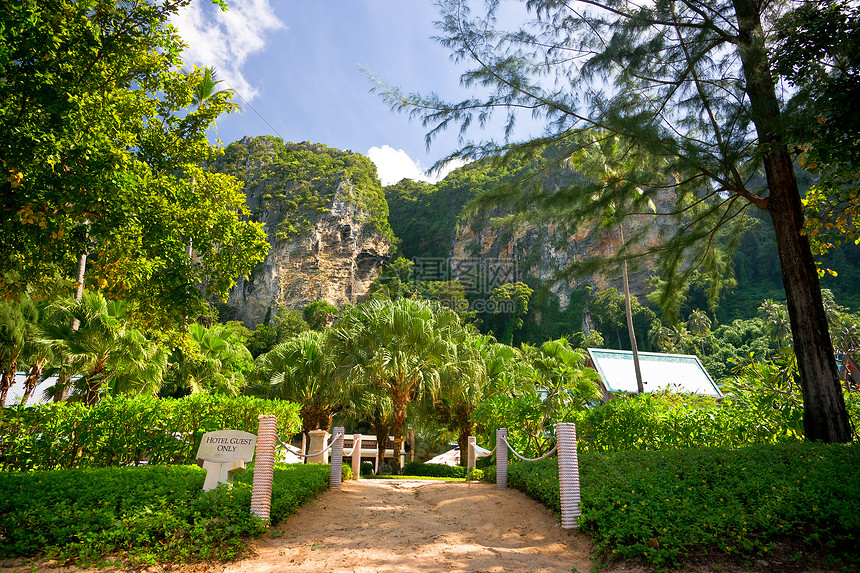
0, 395, 301, 471
0, 463, 329, 565
507, 443, 860, 569
402, 461, 466, 478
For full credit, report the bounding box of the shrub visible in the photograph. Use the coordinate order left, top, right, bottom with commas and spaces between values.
0, 463, 329, 566
402, 461, 466, 478
507, 443, 860, 569
360, 461, 374, 476
0, 394, 301, 471
341, 464, 354, 481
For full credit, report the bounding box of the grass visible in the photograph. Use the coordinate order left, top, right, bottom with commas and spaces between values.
507, 442, 860, 570
0, 463, 329, 567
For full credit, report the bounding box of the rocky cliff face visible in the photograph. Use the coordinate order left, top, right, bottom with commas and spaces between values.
450, 198, 675, 310
215, 137, 391, 327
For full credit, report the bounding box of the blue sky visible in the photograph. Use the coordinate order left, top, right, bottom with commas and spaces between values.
171, 1, 486, 185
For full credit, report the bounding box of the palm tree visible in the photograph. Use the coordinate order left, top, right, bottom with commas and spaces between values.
252, 330, 347, 449
687, 309, 712, 355
433, 332, 492, 464
0, 295, 38, 406
569, 133, 656, 394
37, 291, 161, 405
331, 298, 462, 471
19, 300, 56, 406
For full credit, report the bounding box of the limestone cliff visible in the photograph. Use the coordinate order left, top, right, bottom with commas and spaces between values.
214, 137, 392, 326
450, 201, 674, 310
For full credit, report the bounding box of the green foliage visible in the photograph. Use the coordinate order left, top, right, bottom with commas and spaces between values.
213, 137, 393, 244
572, 392, 804, 452
0, 394, 300, 471
472, 339, 600, 457
303, 301, 339, 330
245, 309, 309, 358
0, 463, 329, 565
161, 323, 253, 397
385, 161, 523, 260
402, 461, 466, 478
508, 444, 860, 569
490, 282, 533, 345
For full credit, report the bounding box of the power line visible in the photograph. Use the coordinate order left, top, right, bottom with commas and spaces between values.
222, 81, 285, 141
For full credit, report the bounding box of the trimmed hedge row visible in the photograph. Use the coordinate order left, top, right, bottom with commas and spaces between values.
0, 463, 329, 565
507, 442, 860, 569
0, 395, 301, 471
402, 461, 466, 478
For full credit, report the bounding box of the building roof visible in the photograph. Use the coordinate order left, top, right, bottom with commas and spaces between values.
586, 348, 722, 399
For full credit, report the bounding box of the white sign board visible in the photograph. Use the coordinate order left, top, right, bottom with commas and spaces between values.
196, 430, 257, 464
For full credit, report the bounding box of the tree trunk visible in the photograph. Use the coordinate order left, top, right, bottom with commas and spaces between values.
390, 388, 409, 473
0, 368, 14, 407
620, 225, 644, 393
733, 0, 851, 442
21, 361, 44, 407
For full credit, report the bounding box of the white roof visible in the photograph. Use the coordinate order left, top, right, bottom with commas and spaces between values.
587, 348, 721, 398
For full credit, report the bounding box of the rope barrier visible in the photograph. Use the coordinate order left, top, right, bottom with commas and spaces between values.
500, 436, 558, 462
277, 431, 343, 459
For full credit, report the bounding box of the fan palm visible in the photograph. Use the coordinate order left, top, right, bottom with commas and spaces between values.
0, 294, 38, 406
253, 329, 347, 447
37, 291, 163, 405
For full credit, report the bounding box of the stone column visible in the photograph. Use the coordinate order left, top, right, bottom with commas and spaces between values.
467, 436, 476, 472
307, 429, 329, 464
351, 434, 362, 480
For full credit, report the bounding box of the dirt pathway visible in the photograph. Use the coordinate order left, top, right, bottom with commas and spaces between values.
212, 479, 595, 573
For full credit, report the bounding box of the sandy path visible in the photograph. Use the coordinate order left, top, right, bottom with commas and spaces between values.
212, 479, 595, 573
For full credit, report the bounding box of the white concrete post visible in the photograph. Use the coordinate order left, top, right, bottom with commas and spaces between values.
496, 428, 508, 489
250, 415, 277, 521
307, 429, 329, 464
467, 436, 476, 472
330, 427, 344, 490
351, 434, 362, 480
556, 422, 582, 529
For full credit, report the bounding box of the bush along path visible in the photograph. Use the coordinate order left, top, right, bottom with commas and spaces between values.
0, 464, 329, 568
509, 442, 860, 571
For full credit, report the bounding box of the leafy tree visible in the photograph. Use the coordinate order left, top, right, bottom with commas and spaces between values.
0, 0, 266, 334
771, 0, 860, 261
18, 300, 56, 406
303, 301, 340, 330
245, 309, 309, 358
431, 332, 494, 464
472, 338, 600, 456
379, 0, 852, 441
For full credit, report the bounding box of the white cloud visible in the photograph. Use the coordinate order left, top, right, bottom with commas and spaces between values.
367, 145, 467, 187
169, 0, 284, 101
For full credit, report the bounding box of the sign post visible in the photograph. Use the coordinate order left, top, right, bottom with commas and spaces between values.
196, 430, 257, 491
